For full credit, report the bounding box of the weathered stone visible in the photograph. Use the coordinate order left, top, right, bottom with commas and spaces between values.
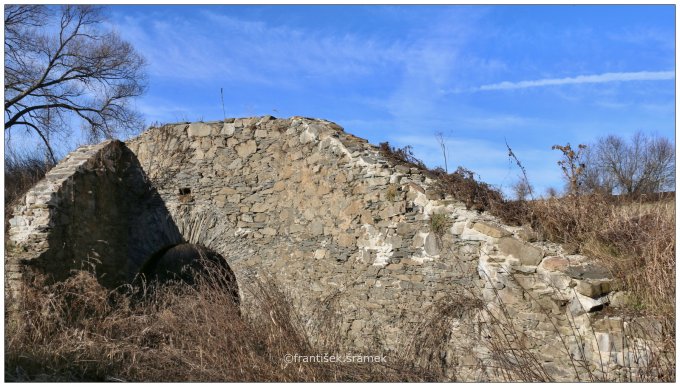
236, 140, 257, 157
575, 279, 612, 298
221, 122, 236, 136
424, 233, 440, 256
592, 317, 624, 333
251, 202, 269, 213
516, 225, 538, 242
607, 291, 634, 308
338, 233, 355, 248
260, 227, 277, 236
498, 237, 544, 266
396, 222, 414, 236
7, 116, 644, 383
310, 220, 324, 236
188, 122, 212, 137
569, 293, 608, 316
385, 263, 403, 271
299, 126, 318, 144
512, 265, 537, 274
218, 187, 238, 195
540, 256, 570, 272
472, 221, 510, 238
228, 158, 243, 170
451, 221, 466, 235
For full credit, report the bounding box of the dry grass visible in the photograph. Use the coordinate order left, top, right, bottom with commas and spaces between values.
479, 280, 676, 383
5, 267, 451, 382
519, 194, 676, 319
5, 259, 674, 382
378, 141, 674, 323
584, 197, 675, 316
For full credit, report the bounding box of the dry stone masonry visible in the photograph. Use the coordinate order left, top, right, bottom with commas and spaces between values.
6, 116, 666, 381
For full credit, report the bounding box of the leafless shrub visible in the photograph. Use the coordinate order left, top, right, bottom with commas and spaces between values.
583, 132, 675, 197
378, 141, 427, 170
511, 179, 533, 201
434, 167, 504, 212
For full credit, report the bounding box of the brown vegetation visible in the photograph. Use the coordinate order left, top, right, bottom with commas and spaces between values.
6, 262, 674, 382
380, 141, 674, 322
5, 135, 674, 382
5, 267, 456, 382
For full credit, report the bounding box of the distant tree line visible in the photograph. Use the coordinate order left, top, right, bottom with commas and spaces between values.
516, 131, 674, 201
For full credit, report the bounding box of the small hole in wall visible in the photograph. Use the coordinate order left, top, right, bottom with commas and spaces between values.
179, 188, 191, 195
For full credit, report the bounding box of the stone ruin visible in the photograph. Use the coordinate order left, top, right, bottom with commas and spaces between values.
6, 116, 669, 381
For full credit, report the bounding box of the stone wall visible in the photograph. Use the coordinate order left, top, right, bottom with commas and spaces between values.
7, 116, 666, 381
7, 140, 183, 289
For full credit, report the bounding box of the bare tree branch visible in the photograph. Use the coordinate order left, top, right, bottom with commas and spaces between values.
4, 5, 147, 159
581, 132, 675, 197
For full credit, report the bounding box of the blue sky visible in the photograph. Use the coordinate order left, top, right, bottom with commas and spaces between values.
50, 5, 680, 196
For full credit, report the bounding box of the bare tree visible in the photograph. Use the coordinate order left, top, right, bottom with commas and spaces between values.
545, 186, 558, 199
579, 145, 615, 195
584, 132, 674, 197
511, 179, 533, 201
4, 5, 147, 164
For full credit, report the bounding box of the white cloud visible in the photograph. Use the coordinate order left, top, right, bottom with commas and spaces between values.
111, 10, 409, 86
462, 114, 537, 129
469, 71, 674, 92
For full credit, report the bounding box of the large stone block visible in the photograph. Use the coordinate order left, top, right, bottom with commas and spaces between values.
188, 122, 212, 137
236, 140, 257, 157
424, 233, 439, 256
575, 279, 612, 298
472, 221, 510, 238
221, 122, 236, 136
396, 222, 415, 236
540, 256, 569, 272
498, 237, 544, 266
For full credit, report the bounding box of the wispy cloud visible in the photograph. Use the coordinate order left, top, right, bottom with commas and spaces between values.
463, 71, 674, 92
462, 114, 538, 129
111, 10, 409, 86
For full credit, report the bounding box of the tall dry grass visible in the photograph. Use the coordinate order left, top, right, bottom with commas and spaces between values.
518, 194, 676, 319
6, 257, 674, 382
5, 266, 450, 382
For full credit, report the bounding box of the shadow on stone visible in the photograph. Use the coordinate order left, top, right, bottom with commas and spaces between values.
138, 243, 240, 306
28, 141, 184, 288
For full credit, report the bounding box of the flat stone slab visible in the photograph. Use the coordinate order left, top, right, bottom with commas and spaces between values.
188, 122, 212, 137
498, 237, 544, 266
563, 263, 611, 280
472, 221, 510, 238
540, 256, 570, 272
